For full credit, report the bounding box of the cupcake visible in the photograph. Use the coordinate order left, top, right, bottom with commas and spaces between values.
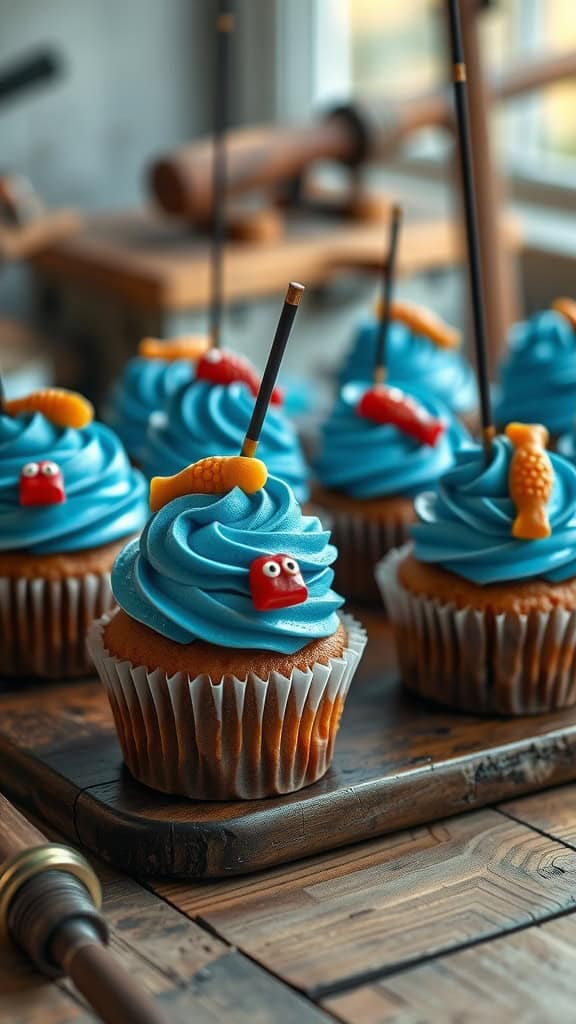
313, 382, 470, 603
87, 457, 366, 799
0, 388, 147, 679
494, 302, 576, 440
103, 336, 209, 464
339, 303, 477, 425
141, 376, 310, 502
378, 424, 576, 715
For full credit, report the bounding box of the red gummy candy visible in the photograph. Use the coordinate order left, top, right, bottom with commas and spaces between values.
19, 460, 66, 506
249, 553, 308, 612
356, 386, 445, 446
196, 349, 282, 405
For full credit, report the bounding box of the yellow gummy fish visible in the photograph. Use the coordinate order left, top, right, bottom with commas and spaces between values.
138, 335, 210, 362
150, 455, 268, 512
5, 388, 94, 429
505, 422, 553, 540
373, 300, 460, 350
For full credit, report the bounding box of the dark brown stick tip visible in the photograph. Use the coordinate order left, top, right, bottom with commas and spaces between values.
286, 282, 305, 306
217, 13, 235, 32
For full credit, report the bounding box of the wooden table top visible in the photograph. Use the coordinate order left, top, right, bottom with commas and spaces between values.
2, 779, 576, 1022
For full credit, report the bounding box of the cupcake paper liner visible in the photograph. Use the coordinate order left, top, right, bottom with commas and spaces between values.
0, 571, 114, 679
87, 613, 367, 800
376, 546, 576, 716
322, 504, 413, 604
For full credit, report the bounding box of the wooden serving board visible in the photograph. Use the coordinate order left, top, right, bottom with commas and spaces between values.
1, 610, 576, 880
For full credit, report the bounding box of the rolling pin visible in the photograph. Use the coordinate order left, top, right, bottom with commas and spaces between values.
149, 49, 576, 222
0, 791, 166, 1024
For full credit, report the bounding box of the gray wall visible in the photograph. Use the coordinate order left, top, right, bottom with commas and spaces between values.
0, 0, 213, 210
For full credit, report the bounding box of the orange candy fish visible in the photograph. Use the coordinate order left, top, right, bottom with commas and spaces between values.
150, 455, 268, 512
551, 297, 576, 330
138, 336, 210, 362
373, 300, 461, 350
5, 389, 94, 429
505, 423, 554, 540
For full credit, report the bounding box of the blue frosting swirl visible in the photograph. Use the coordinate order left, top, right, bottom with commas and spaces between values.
339, 317, 477, 415
112, 475, 342, 652
0, 412, 148, 554
314, 383, 470, 499
494, 311, 576, 435
141, 380, 310, 502
103, 357, 194, 461
411, 436, 576, 584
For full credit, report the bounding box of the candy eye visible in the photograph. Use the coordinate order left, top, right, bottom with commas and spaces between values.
282, 557, 300, 576
21, 462, 39, 478
262, 560, 281, 578
41, 461, 59, 477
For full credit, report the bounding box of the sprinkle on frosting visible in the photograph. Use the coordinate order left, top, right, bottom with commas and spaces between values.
6, 389, 94, 429
505, 422, 553, 540
411, 435, 576, 584
112, 475, 342, 652
150, 455, 268, 511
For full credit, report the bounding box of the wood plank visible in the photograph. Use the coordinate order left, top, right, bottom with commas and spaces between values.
324, 915, 576, 1024
500, 783, 576, 849
0, 945, 93, 1024
27, 210, 471, 311
4, 615, 576, 879
153, 809, 576, 998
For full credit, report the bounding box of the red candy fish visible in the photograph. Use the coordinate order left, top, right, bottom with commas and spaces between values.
356, 386, 445, 447
19, 460, 66, 506
196, 349, 283, 405
249, 554, 308, 612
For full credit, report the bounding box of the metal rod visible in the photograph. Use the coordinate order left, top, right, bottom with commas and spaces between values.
373, 203, 402, 386
446, 0, 493, 458
241, 282, 305, 457
209, 0, 234, 348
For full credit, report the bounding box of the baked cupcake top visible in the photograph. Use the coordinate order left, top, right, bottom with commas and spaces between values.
104, 357, 194, 461
495, 310, 576, 435
141, 379, 310, 502
411, 434, 576, 584
339, 317, 477, 415
112, 475, 342, 652
314, 382, 469, 499
0, 409, 147, 554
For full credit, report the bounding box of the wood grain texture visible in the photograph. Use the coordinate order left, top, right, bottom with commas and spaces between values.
501, 783, 576, 849
3, 614, 576, 878
0, 946, 92, 1024
27, 210, 476, 311
154, 809, 576, 997
324, 915, 576, 1024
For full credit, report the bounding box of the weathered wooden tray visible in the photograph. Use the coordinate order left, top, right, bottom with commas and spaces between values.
1, 610, 576, 880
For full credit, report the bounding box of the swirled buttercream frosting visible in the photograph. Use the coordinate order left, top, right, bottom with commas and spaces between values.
411, 435, 576, 584
141, 380, 310, 501
112, 475, 342, 651
314, 383, 470, 499
339, 318, 477, 415
0, 412, 147, 553
104, 357, 194, 461
495, 310, 576, 435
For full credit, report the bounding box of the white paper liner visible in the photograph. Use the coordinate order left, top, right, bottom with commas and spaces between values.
0, 571, 114, 679
376, 545, 576, 715
87, 613, 367, 800
316, 502, 413, 604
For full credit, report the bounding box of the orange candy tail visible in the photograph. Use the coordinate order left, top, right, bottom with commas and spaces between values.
512, 508, 551, 541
